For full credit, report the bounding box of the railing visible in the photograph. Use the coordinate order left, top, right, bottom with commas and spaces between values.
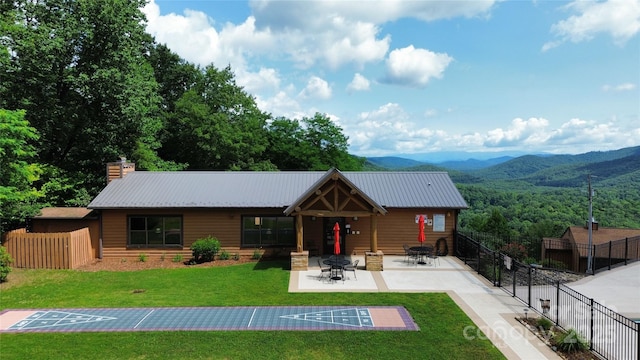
456, 232, 639, 360
461, 230, 640, 273
544, 236, 640, 273
2, 228, 93, 269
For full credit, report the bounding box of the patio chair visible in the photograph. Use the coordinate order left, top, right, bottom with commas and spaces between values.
318, 259, 331, 281
427, 252, 440, 267
343, 259, 359, 280
403, 244, 418, 264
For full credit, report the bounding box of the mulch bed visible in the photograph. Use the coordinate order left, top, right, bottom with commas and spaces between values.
518, 317, 597, 360
76, 257, 259, 272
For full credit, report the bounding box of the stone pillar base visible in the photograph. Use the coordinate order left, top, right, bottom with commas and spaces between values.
365, 250, 384, 271
290, 251, 309, 271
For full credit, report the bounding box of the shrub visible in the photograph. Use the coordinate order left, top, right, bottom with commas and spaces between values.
172, 254, 183, 263
191, 236, 221, 263
536, 317, 553, 331
138, 253, 148, 262
500, 242, 528, 261
553, 328, 589, 353
252, 248, 262, 260
219, 249, 230, 260
0, 246, 14, 282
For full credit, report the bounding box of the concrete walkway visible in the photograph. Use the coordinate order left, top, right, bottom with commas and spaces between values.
565, 261, 640, 320
290, 255, 561, 360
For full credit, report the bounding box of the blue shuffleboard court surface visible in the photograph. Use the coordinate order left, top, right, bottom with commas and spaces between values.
0, 306, 419, 333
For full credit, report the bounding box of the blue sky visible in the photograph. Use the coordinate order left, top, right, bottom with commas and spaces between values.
142, 0, 640, 159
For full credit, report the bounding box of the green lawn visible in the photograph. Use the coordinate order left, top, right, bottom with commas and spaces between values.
0, 261, 505, 360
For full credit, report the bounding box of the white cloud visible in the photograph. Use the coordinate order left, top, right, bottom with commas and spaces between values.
143, 2, 225, 66
247, 0, 494, 69
602, 83, 637, 92
249, 0, 496, 27
346, 107, 639, 156
543, 0, 640, 51
347, 73, 371, 92
255, 90, 303, 119
298, 76, 332, 100
235, 67, 281, 93
382, 46, 453, 88
484, 117, 551, 147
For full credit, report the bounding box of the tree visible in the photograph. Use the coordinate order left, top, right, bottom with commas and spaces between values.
482, 208, 511, 238
265, 113, 365, 171
0, 109, 43, 232
265, 117, 313, 170
160, 65, 273, 170
0, 0, 164, 201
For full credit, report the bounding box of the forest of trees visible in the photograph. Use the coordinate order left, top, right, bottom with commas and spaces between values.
0, 0, 364, 232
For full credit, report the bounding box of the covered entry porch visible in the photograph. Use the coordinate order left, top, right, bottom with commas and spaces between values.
285, 169, 387, 271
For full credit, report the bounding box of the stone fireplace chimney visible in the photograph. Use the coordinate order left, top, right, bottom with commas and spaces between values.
106, 156, 135, 183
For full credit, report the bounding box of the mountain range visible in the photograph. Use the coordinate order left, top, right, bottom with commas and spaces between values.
365, 146, 640, 189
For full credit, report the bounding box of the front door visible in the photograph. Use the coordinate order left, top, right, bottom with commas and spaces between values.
323, 217, 345, 256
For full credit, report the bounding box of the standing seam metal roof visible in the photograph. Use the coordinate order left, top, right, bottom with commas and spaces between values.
87, 171, 469, 209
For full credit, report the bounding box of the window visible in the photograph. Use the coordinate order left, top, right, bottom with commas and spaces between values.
242, 216, 295, 247
433, 214, 445, 232
128, 216, 182, 248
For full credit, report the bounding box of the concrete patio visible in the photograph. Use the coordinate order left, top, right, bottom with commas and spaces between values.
290, 255, 562, 360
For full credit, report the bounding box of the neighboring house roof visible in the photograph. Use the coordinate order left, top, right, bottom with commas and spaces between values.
33, 207, 96, 219
87, 170, 469, 210
565, 226, 640, 247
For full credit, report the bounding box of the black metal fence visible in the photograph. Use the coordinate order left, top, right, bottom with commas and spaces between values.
456, 232, 639, 360
461, 230, 640, 273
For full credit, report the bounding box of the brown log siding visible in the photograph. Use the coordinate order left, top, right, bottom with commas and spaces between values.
99, 207, 458, 259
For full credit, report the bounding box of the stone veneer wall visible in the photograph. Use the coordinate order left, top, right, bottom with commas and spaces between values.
365, 251, 384, 271
290, 251, 309, 271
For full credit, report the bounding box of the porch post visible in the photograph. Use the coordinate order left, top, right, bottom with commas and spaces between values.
370, 214, 378, 252
296, 213, 303, 253
290, 213, 308, 271
365, 213, 383, 271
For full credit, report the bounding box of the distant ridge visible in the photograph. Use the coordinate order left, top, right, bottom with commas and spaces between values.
365, 157, 426, 169
363, 146, 640, 189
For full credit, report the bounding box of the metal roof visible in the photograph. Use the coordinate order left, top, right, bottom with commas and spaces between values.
88, 170, 469, 210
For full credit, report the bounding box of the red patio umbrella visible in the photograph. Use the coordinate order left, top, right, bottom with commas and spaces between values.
333, 222, 341, 255
418, 215, 425, 244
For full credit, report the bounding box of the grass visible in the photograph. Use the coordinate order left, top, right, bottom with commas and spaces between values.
0, 261, 505, 360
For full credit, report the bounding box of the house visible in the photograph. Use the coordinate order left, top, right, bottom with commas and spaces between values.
84, 159, 469, 270
542, 222, 640, 272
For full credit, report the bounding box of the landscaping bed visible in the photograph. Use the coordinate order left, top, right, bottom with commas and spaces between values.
76, 257, 260, 272
517, 316, 597, 360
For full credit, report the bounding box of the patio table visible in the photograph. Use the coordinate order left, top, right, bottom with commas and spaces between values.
410, 246, 433, 265
323, 257, 351, 280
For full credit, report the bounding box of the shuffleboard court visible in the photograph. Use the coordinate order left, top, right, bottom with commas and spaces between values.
0, 306, 418, 333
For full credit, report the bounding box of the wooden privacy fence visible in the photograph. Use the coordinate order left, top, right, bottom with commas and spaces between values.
2, 228, 93, 269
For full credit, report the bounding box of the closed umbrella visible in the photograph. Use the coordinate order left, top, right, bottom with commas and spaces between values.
417, 215, 427, 264
333, 222, 341, 255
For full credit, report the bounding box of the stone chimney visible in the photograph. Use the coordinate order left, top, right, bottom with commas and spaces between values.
106, 156, 135, 184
